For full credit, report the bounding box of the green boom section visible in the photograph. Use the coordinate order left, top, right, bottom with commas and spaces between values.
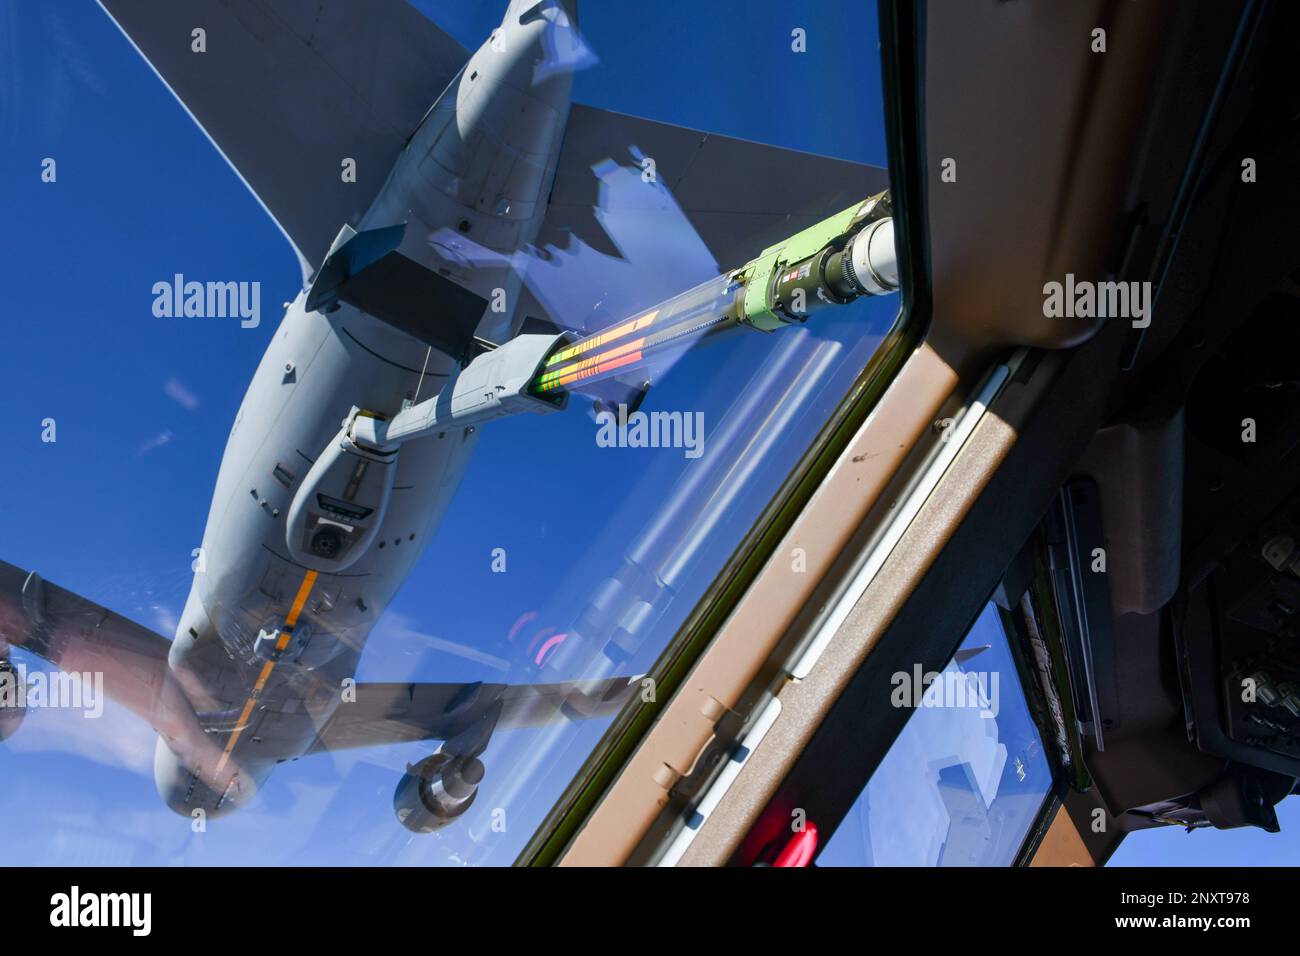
528, 193, 890, 397
739, 199, 872, 331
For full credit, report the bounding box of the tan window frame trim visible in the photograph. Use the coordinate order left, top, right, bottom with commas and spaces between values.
521, 314, 929, 867
682, 348, 1070, 865
651, 354, 1021, 865
686, 318, 1135, 866
555, 340, 955, 867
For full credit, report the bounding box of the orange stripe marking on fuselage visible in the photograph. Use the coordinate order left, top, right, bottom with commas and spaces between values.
285, 570, 318, 629
214, 570, 318, 775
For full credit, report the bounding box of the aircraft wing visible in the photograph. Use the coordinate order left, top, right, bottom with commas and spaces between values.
96, 0, 469, 279
0, 560, 242, 791
307, 675, 640, 753
515, 103, 891, 333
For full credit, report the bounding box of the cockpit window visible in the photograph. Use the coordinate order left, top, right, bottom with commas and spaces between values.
1, 0, 910, 866
817, 603, 1054, 866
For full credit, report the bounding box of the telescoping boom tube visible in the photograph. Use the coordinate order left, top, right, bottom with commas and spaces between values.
530, 192, 899, 397
336, 193, 901, 464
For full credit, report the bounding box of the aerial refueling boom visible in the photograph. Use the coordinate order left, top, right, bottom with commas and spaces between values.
530, 191, 898, 397
336, 192, 899, 453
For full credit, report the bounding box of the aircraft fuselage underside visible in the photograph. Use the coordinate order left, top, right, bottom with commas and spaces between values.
157, 4, 575, 817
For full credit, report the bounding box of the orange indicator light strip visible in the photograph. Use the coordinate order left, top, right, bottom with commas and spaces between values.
545, 310, 658, 367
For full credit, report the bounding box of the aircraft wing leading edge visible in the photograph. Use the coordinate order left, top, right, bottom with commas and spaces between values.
96, 0, 469, 279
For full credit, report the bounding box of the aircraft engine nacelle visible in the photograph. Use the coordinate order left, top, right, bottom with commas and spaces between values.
393, 752, 485, 833
0, 657, 25, 741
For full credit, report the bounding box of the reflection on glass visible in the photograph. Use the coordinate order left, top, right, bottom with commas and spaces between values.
818, 603, 1053, 867
0, 0, 900, 866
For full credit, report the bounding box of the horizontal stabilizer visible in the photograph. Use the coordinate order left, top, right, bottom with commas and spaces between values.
518, 103, 889, 332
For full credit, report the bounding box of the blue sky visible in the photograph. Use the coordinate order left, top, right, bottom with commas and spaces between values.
0, 0, 897, 865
